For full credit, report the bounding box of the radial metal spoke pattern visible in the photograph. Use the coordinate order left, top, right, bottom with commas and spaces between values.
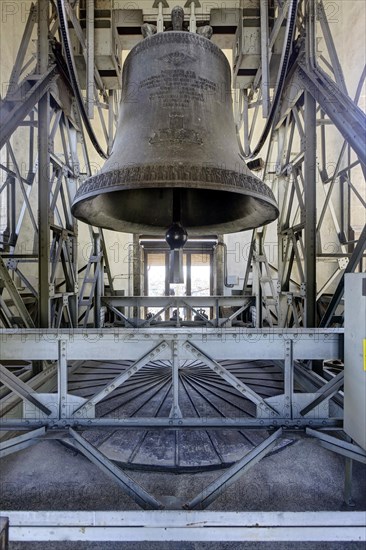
68, 360, 293, 472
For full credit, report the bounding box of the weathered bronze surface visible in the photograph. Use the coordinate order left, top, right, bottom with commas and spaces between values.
72, 31, 279, 235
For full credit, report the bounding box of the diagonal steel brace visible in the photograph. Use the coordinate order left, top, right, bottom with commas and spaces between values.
69, 429, 163, 510
0, 427, 46, 458
73, 341, 169, 417
0, 364, 52, 416
183, 341, 280, 417
184, 428, 283, 509
300, 371, 344, 416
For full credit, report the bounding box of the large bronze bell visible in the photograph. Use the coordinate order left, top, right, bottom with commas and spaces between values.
72, 24, 278, 236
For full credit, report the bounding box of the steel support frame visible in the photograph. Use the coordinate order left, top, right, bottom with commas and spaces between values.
38, 0, 51, 328
0, 98, 81, 330
0, 3, 80, 331
239, 0, 366, 328
0, 327, 343, 431
1, 0, 363, 334
102, 296, 253, 328
0, 0, 116, 331
303, 90, 317, 327
0, 326, 348, 516
0, 1, 364, 540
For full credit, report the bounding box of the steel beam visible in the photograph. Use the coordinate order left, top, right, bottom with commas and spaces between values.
304, 90, 317, 327
0, 363, 52, 416
93, 233, 102, 328
283, 340, 294, 417
2, 510, 365, 542
0, 328, 343, 362
298, 62, 366, 168
184, 428, 283, 509
0, 427, 46, 458
184, 341, 280, 417
0, 67, 58, 150
86, 0, 94, 119
102, 296, 251, 308
37, 0, 51, 328
7, 4, 37, 92
0, 256, 35, 328
300, 371, 344, 416
320, 224, 366, 326
0, 417, 342, 431
260, 0, 270, 118
57, 340, 68, 419
170, 341, 182, 418
73, 341, 168, 417
68, 429, 163, 510
306, 429, 366, 464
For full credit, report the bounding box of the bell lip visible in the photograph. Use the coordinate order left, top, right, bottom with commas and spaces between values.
72, 165, 278, 211
71, 165, 279, 235
72, 180, 279, 211
72, 197, 279, 236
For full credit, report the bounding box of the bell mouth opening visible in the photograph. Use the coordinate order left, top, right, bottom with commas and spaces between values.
72, 186, 279, 236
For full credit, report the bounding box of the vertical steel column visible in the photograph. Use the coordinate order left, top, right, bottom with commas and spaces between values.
86, 0, 94, 119
260, 0, 270, 118
284, 339, 294, 419
170, 340, 182, 418
255, 233, 263, 328
67, 125, 79, 327
215, 235, 224, 296
58, 339, 68, 419
277, 124, 288, 327
242, 90, 250, 156
303, 0, 317, 327
188, 1, 197, 33
108, 91, 114, 155
156, 1, 164, 33
344, 457, 355, 507
304, 90, 317, 327
37, 0, 50, 328
93, 233, 102, 328
133, 234, 142, 318
186, 253, 192, 320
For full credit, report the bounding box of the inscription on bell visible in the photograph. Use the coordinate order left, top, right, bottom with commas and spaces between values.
139, 68, 217, 109
149, 114, 203, 145
159, 52, 197, 66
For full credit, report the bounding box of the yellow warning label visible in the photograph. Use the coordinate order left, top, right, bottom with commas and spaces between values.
364, 339, 366, 371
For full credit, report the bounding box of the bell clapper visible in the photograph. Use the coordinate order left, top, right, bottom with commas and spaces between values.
166, 190, 188, 284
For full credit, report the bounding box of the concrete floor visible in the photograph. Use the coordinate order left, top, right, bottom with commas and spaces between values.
1, 434, 365, 549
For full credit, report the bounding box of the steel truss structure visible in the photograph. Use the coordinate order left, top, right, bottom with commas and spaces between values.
0, 0, 364, 333
1, 328, 366, 510
0, 327, 345, 431
0, 0, 117, 335
238, 0, 366, 328
0, 0, 365, 543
